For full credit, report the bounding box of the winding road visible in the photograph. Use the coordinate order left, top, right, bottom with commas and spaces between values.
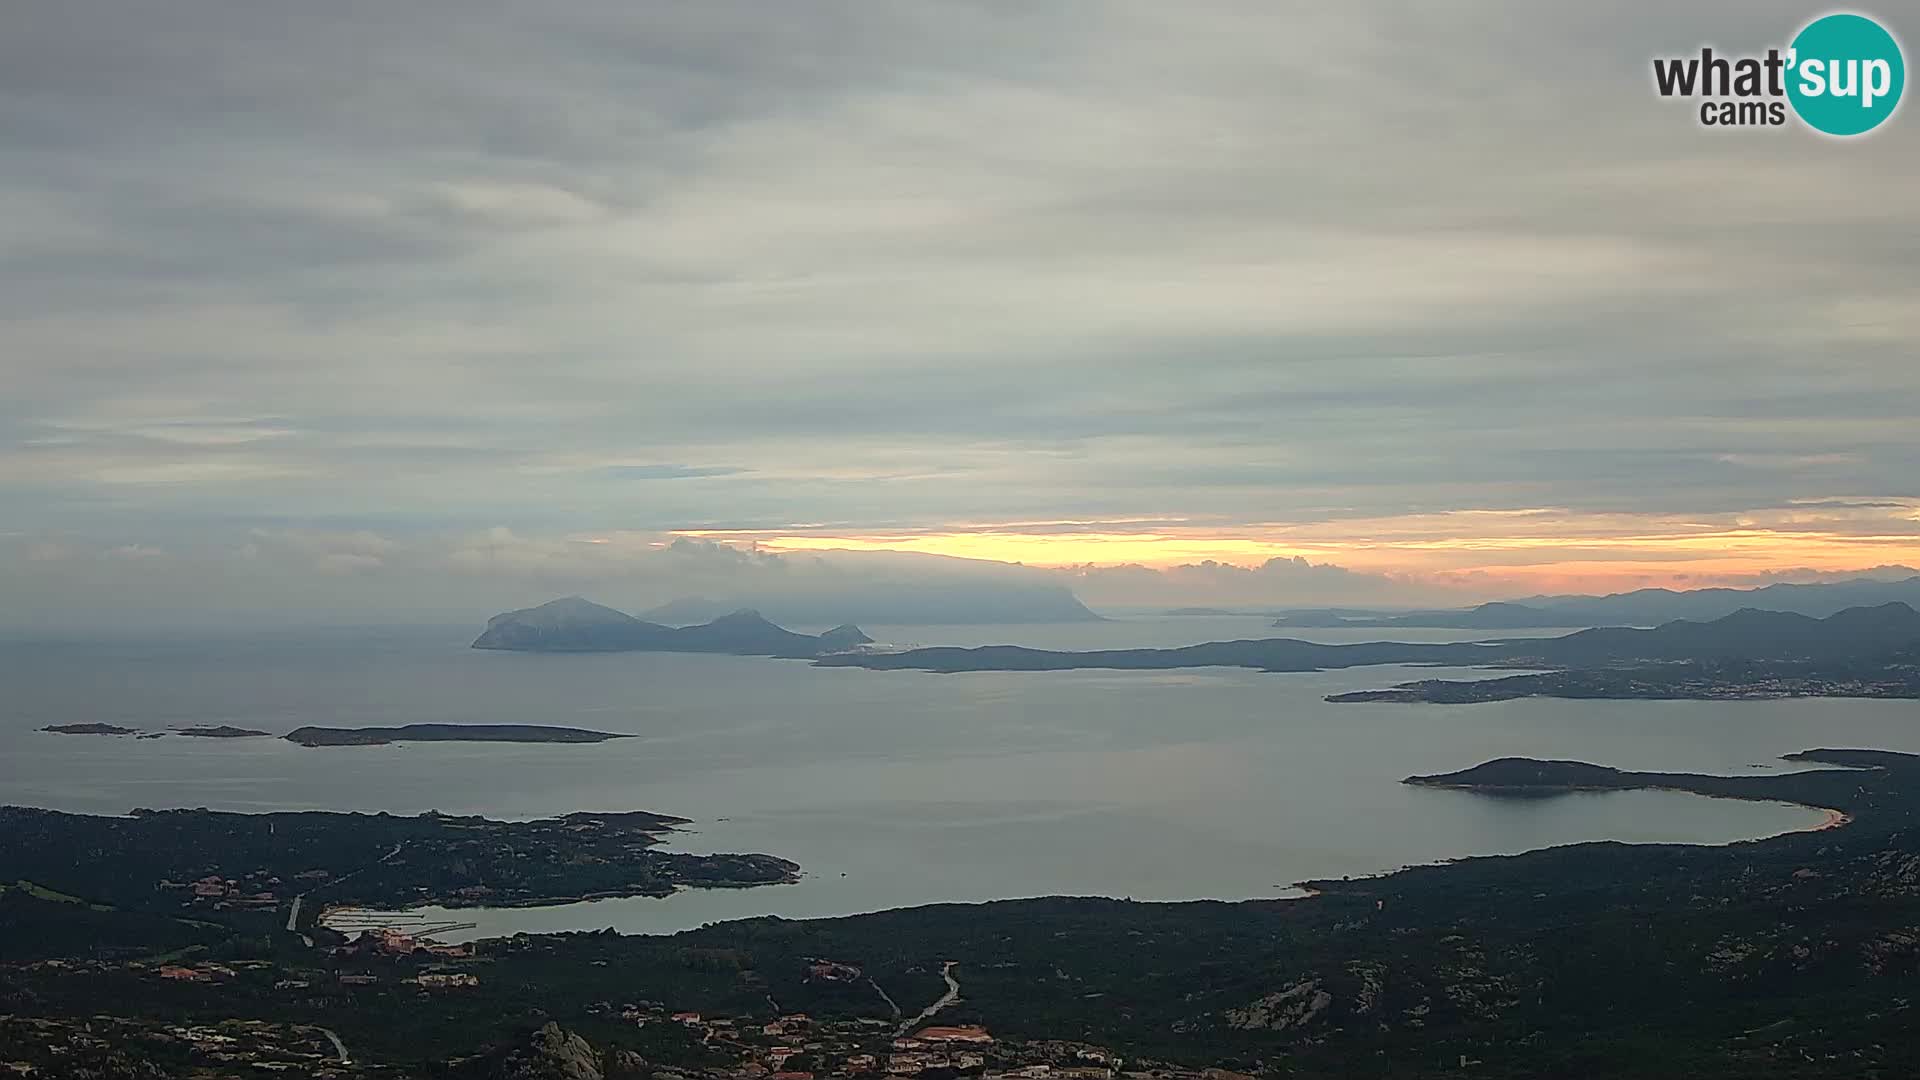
283, 840, 405, 944
895, 961, 960, 1037
316, 1027, 351, 1065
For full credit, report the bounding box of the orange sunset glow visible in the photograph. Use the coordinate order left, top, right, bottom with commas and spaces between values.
677, 501, 1920, 596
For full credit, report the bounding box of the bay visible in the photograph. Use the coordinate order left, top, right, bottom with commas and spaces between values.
3, 615, 1905, 939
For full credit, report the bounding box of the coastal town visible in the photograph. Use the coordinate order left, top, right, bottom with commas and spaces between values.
5, 930, 1247, 1080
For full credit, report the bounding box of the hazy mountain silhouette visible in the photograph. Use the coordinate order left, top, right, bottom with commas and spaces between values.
825, 603, 1920, 673
472, 598, 871, 657
1273, 575, 1920, 630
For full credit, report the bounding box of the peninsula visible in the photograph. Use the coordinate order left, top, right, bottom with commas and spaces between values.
821, 603, 1920, 692
0, 803, 797, 920
1329, 657, 1920, 704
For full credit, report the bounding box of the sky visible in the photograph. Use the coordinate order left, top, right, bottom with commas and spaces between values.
3, 2, 1918, 626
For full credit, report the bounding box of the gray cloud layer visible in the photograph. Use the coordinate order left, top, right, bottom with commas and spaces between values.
3, 2, 1916, 623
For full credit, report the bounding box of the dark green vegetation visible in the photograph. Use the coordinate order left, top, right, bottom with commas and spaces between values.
1273, 573, 1920, 629
7, 750, 1920, 1076
0, 804, 797, 963
284, 723, 633, 747
472, 596, 872, 656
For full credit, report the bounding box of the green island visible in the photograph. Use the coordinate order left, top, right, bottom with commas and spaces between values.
7, 749, 1920, 1077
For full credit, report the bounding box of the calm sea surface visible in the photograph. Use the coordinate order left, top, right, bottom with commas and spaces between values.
4, 615, 1913, 938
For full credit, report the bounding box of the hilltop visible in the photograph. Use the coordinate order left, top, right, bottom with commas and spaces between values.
472, 598, 872, 657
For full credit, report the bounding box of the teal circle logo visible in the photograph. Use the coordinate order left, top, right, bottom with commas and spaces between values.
1787, 13, 1905, 136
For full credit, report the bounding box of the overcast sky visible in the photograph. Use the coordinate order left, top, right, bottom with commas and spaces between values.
3, 2, 1917, 625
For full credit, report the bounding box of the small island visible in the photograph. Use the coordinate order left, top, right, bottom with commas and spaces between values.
40, 722, 141, 736
175, 725, 272, 738
283, 723, 634, 747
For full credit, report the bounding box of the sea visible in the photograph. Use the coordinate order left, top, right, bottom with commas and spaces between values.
4, 614, 1914, 940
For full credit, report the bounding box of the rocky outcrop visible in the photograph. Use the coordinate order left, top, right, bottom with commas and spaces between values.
1224, 979, 1333, 1031
818, 623, 875, 652
495, 1022, 603, 1080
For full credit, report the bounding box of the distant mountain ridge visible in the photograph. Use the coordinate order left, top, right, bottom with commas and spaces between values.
471, 597, 872, 657
1272, 574, 1920, 629
639, 584, 1103, 626
1511, 601, 1920, 664
821, 602, 1920, 674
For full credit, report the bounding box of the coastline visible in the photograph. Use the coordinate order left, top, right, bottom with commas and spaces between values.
314, 784, 1835, 944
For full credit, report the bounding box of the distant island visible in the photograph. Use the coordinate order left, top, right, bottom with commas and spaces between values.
823, 603, 1920, 701
40, 723, 140, 736
284, 724, 633, 747
472, 597, 872, 656
41, 722, 269, 739
817, 637, 1494, 673
40, 722, 624, 746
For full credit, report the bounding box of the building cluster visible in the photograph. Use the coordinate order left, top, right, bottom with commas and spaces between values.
155, 871, 283, 910
353, 928, 473, 959
608, 1003, 1245, 1080
0, 1015, 351, 1078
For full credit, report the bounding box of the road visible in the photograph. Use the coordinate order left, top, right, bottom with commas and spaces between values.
284, 840, 404, 944
317, 1027, 351, 1065
894, 961, 960, 1037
